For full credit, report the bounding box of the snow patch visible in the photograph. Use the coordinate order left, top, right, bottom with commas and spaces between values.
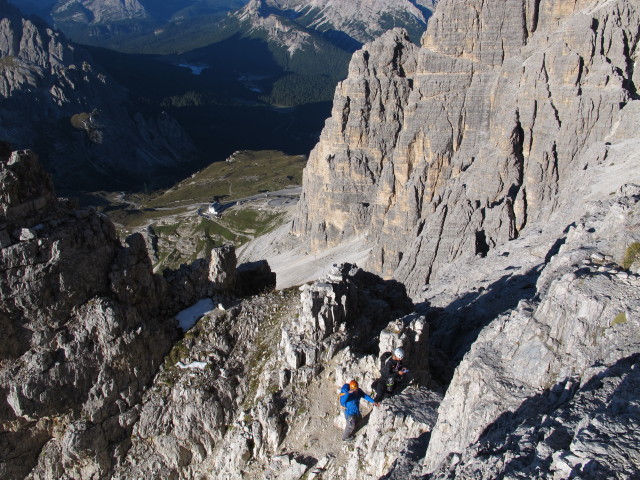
176, 361, 208, 370
176, 298, 215, 331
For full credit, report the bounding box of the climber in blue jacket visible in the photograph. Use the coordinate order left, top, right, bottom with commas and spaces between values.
339, 379, 379, 441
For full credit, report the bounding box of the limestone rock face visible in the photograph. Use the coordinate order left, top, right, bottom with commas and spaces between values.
423, 186, 640, 478
0, 0, 194, 190
0, 150, 177, 480
293, 0, 640, 298
112, 291, 299, 480
110, 263, 428, 480
292, 29, 418, 247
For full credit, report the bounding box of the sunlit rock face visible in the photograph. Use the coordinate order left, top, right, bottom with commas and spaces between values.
293, 0, 640, 298
0, 150, 249, 479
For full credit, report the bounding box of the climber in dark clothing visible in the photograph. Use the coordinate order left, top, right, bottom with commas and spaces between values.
375, 347, 409, 401
340, 380, 379, 441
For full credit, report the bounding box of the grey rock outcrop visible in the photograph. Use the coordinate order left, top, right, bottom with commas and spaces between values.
109, 262, 428, 480
292, 28, 418, 248
0, 0, 195, 191
163, 244, 238, 309
420, 185, 640, 478
293, 0, 640, 299
0, 150, 177, 479
0, 150, 254, 479
112, 290, 299, 480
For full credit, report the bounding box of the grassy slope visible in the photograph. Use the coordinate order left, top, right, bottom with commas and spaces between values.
100, 150, 305, 271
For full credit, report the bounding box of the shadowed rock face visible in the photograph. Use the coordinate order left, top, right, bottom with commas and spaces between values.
0, 150, 176, 479
293, 0, 640, 298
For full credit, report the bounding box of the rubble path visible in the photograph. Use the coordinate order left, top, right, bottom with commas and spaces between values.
277, 359, 377, 470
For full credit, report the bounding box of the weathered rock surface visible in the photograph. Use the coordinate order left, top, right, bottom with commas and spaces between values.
292, 28, 418, 248
293, 0, 640, 299
4, 0, 640, 478
0, 151, 251, 479
422, 185, 640, 478
109, 262, 434, 480
0, 150, 176, 479
0, 0, 195, 191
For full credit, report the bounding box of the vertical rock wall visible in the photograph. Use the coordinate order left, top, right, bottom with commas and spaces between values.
293, 0, 640, 298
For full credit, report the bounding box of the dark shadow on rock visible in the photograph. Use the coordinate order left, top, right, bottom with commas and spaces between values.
237, 260, 276, 296
419, 266, 542, 386
544, 236, 567, 264
343, 265, 414, 355
380, 431, 431, 480
352, 410, 372, 437
294, 454, 318, 468
419, 228, 578, 386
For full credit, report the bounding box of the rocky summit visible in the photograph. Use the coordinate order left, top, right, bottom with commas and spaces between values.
2, 0, 640, 479
292, 0, 640, 298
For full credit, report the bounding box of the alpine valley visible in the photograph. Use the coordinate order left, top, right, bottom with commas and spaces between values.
1, 0, 640, 480
2, 0, 435, 194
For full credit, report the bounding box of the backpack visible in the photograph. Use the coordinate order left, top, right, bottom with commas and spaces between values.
339, 383, 349, 409
379, 351, 392, 374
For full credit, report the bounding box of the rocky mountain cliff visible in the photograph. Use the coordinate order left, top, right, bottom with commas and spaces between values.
292, 0, 640, 299
4, 150, 640, 479
0, 149, 176, 479
0, 0, 195, 191
3, 0, 640, 478
0, 148, 277, 479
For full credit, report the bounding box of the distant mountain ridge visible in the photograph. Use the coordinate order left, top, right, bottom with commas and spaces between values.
0, 0, 195, 192
233, 0, 436, 50
7, 0, 434, 52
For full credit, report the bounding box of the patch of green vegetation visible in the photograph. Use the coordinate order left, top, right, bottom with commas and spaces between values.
70, 112, 91, 129
144, 150, 306, 210
611, 312, 627, 326
106, 206, 188, 230
150, 209, 287, 271
0, 56, 16, 68
223, 209, 285, 237
154, 223, 181, 236
184, 329, 199, 341
623, 242, 640, 269
165, 339, 189, 369
98, 150, 302, 270
193, 217, 235, 238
